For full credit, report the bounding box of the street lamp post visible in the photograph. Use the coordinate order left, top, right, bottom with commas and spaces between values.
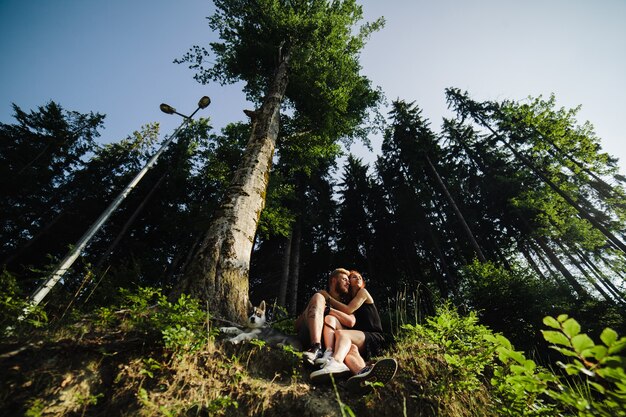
23, 96, 211, 315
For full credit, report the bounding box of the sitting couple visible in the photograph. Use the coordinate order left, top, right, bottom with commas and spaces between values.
295, 268, 398, 393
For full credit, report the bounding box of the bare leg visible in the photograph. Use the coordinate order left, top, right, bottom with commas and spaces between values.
322, 314, 342, 351
306, 293, 325, 346
345, 343, 366, 374
333, 329, 366, 363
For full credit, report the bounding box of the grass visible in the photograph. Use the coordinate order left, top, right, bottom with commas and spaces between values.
0, 288, 500, 417
5, 288, 621, 416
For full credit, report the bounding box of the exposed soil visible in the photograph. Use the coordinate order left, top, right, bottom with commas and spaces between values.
0, 332, 407, 417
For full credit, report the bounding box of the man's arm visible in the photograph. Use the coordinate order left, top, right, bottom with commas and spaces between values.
328, 307, 356, 328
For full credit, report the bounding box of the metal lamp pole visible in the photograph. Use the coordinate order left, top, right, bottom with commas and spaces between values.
23, 96, 211, 313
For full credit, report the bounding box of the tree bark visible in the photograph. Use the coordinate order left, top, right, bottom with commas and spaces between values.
288, 217, 301, 316
277, 231, 292, 307
423, 217, 456, 297
172, 52, 290, 321
531, 243, 568, 290
553, 239, 613, 303
522, 121, 623, 201
534, 236, 588, 298
424, 154, 486, 262
575, 248, 626, 303
519, 243, 548, 281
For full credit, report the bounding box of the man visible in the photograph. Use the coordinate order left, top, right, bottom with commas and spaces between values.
295, 268, 355, 366
308, 269, 398, 389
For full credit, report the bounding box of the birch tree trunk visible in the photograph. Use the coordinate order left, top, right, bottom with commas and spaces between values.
173, 53, 290, 321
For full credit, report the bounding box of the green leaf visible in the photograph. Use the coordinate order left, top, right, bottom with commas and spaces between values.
509, 350, 526, 364
600, 328, 618, 347
597, 366, 626, 381
523, 359, 536, 372
588, 381, 606, 394
583, 345, 607, 361
557, 314, 569, 323
510, 364, 526, 375
543, 316, 561, 329
608, 339, 626, 355
542, 330, 571, 347
549, 345, 578, 357
495, 334, 512, 349
562, 318, 581, 338
571, 334, 594, 353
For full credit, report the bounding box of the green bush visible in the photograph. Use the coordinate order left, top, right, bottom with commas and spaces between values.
459, 260, 571, 351
490, 315, 626, 416
96, 286, 215, 353
399, 303, 498, 394
0, 270, 47, 335
395, 303, 626, 416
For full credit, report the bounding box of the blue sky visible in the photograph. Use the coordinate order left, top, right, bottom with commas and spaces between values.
1, 0, 625, 173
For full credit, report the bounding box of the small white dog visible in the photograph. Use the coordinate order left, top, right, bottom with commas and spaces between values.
219, 300, 302, 349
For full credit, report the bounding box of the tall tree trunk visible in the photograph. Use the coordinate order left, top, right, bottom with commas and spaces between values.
277, 231, 292, 307
597, 253, 626, 282
519, 243, 549, 281
173, 52, 291, 321
534, 236, 588, 298
423, 218, 456, 297
424, 154, 486, 262
288, 218, 301, 316
553, 239, 614, 303
575, 248, 626, 303
531, 243, 569, 290
504, 137, 626, 253
475, 114, 626, 255
94, 173, 166, 271
524, 122, 624, 201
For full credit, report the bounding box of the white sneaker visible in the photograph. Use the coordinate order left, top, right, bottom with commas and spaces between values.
314, 349, 333, 366
302, 346, 323, 366
310, 358, 351, 384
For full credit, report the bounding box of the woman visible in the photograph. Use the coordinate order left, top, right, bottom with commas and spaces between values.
311, 270, 389, 383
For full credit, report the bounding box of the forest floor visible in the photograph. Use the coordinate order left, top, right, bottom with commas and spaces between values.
0, 298, 500, 417
2, 290, 623, 416
0, 328, 425, 417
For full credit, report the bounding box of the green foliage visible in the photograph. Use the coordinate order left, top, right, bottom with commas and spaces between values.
330, 374, 357, 417
0, 270, 47, 334
490, 315, 626, 416
206, 396, 239, 415
0, 101, 104, 258
399, 303, 498, 394
139, 357, 164, 379
258, 177, 296, 239
459, 260, 572, 350
445, 88, 626, 302
487, 334, 559, 416
177, 0, 384, 140
24, 398, 46, 417
96, 287, 215, 353
268, 304, 298, 335
394, 303, 626, 416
